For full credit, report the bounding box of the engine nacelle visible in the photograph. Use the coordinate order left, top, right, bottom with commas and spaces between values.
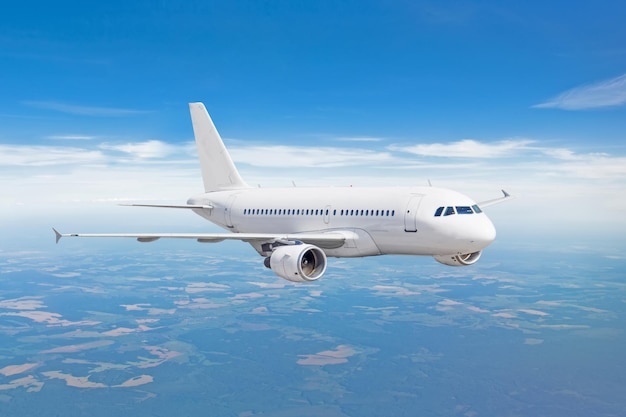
268, 244, 327, 282
434, 251, 482, 266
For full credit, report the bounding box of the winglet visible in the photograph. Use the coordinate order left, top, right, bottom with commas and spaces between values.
477, 190, 514, 208
53, 228, 63, 244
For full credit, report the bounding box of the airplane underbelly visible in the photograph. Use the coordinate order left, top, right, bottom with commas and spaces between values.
372, 230, 440, 256
323, 228, 381, 258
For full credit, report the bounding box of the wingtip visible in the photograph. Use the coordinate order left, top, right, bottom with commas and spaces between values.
53, 228, 62, 244
501, 189, 511, 198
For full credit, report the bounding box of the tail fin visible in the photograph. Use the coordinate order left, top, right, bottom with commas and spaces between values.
189, 103, 249, 192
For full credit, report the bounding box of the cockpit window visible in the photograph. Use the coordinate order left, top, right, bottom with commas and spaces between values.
456, 206, 473, 214
444, 206, 455, 216
435, 205, 483, 217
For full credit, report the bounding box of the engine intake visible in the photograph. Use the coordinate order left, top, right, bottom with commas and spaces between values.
268, 244, 327, 282
433, 251, 482, 266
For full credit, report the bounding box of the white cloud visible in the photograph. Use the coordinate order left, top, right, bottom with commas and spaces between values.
22, 101, 151, 116
47, 135, 95, 141
538, 147, 580, 160
546, 154, 626, 179
99, 140, 186, 159
0, 144, 104, 166
390, 139, 534, 158
533, 73, 626, 110
228, 145, 394, 168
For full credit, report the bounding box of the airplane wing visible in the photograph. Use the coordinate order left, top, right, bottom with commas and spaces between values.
477, 190, 513, 208
53, 228, 352, 249
119, 203, 213, 209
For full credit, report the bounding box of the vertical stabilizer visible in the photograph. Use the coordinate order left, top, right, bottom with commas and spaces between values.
189, 102, 249, 192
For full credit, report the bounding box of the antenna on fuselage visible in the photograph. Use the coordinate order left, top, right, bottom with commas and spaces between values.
427, 179, 432, 187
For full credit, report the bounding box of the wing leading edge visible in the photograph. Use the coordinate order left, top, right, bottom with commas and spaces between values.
53, 228, 352, 249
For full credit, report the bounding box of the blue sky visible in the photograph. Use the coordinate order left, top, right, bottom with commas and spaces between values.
1, 1, 625, 248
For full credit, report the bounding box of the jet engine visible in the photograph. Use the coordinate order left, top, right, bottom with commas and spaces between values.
433, 251, 482, 266
266, 244, 327, 282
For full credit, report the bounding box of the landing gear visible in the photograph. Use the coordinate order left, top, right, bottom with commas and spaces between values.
264, 257, 271, 269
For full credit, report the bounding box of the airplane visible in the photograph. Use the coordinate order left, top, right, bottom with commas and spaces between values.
54, 102, 512, 282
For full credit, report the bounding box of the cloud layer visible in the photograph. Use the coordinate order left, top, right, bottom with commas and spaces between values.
1, 135, 625, 238
390, 139, 534, 158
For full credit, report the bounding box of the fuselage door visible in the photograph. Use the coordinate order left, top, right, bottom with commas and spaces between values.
224, 194, 238, 228
404, 194, 424, 232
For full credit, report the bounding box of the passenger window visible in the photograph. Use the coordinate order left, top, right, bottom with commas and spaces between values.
444, 207, 455, 216
472, 205, 482, 213
456, 206, 473, 214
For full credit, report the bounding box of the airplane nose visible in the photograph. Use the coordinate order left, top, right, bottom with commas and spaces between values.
472, 216, 496, 248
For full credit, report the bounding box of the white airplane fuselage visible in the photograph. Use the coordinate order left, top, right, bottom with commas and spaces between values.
188, 185, 496, 258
